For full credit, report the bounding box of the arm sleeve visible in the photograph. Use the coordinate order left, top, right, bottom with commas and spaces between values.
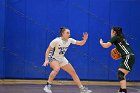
109, 36, 117, 44
50, 39, 58, 48
69, 38, 77, 44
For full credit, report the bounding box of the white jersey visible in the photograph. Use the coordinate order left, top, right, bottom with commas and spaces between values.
49, 37, 76, 58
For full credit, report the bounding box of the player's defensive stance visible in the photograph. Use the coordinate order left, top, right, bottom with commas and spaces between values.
43, 27, 92, 93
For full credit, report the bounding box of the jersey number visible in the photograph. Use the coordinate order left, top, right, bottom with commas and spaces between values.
59, 50, 66, 54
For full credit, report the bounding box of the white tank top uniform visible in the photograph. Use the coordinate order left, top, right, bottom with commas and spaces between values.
48, 37, 76, 67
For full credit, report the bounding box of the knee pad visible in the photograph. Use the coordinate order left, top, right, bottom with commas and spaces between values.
118, 70, 125, 81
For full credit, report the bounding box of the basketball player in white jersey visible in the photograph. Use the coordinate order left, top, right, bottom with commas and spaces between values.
43, 27, 92, 93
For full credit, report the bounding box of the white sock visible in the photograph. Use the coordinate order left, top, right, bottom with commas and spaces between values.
79, 85, 84, 89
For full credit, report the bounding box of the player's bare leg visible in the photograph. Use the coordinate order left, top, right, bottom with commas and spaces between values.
44, 61, 60, 93
61, 63, 92, 93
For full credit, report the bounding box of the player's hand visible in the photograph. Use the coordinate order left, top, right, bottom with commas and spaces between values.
82, 32, 88, 40
100, 38, 103, 44
42, 60, 49, 67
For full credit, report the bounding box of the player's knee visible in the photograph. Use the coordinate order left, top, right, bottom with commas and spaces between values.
54, 67, 60, 73
118, 70, 125, 81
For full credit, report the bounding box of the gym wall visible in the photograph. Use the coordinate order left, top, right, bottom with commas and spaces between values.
1, 0, 140, 81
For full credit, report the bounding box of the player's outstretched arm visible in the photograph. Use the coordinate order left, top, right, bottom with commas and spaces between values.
76, 32, 88, 46
100, 38, 112, 48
